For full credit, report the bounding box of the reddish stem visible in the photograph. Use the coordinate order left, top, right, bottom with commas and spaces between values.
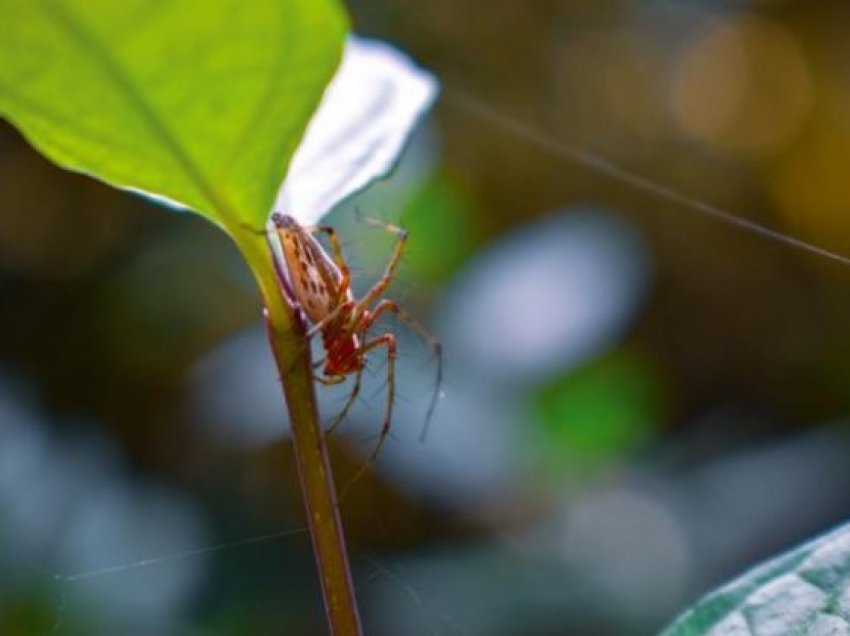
264, 306, 362, 635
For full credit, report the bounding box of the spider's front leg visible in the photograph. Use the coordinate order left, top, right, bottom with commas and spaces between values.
322, 214, 409, 420
353, 218, 409, 313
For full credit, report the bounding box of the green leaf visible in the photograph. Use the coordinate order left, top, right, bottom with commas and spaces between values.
531, 349, 662, 473
662, 522, 850, 635
0, 0, 347, 232
402, 169, 477, 283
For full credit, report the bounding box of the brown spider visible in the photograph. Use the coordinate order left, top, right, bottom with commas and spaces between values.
268, 211, 441, 472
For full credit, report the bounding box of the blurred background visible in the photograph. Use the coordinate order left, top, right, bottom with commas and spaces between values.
4, 0, 850, 634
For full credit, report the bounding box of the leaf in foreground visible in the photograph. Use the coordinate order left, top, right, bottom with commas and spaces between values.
662, 521, 850, 635
0, 0, 347, 232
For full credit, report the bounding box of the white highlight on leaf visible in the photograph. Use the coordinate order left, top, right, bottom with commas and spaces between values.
125, 187, 190, 212
274, 36, 439, 226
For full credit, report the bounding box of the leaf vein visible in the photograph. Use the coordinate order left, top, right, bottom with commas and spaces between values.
43, 0, 238, 225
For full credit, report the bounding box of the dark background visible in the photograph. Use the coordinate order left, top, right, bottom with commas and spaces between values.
3, 1, 850, 634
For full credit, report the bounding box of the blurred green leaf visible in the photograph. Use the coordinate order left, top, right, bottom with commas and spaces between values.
0, 0, 347, 232
402, 169, 478, 282
532, 350, 662, 471
663, 522, 850, 635
0, 585, 85, 636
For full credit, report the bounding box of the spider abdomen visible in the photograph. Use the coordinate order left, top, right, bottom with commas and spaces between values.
275, 214, 345, 324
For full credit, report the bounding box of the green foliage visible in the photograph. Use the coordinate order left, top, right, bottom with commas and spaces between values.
402, 170, 478, 283
531, 349, 663, 472
663, 523, 850, 635
0, 0, 347, 233
0, 585, 82, 636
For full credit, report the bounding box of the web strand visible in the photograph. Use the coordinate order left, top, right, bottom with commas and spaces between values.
53, 527, 307, 584
358, 552, 471, 635
48, 526, 468, 636
444, 88, 850, 269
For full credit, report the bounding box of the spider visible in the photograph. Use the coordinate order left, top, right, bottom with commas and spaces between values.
267, 211, 442, 472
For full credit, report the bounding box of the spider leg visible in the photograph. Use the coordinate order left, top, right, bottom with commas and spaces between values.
361, 300, 443, 442
341, 333, 396, 496
305, 224, 352, 305
326, 365, 364, 436
313, 373, 346, 386
305, 300, 356, 340
322, 310, 370, 435
305, 224, 347, 267
278, 313, 338, 379
353, 218, 408, 313
325, 300, 404, 438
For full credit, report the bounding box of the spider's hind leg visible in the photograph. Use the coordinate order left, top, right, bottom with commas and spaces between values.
313, 373, 346, 386
341, 333, 397, 496
363, 299, 443, 443
326, 365, 364, 436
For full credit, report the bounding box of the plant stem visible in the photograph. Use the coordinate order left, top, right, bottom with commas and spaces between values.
241, 234, 363, 636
